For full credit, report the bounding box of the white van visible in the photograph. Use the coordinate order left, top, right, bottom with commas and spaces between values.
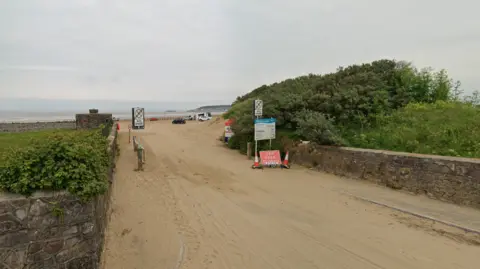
195, 112, 212, 121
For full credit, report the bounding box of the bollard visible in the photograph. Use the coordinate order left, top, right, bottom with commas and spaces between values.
247, 142, 252, 160
137, 144, 144, 171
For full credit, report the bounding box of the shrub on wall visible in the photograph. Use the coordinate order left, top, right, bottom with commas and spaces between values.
0, 127, 110, 200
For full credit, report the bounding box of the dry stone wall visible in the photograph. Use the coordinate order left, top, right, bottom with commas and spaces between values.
291, 144, 480, 208
0, 121, 76, 133
0, 126, 117, 269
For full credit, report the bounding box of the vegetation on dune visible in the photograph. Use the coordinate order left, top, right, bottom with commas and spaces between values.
224, 59, 480, 158
0, 126, 113, 199
345, 102, 480, 157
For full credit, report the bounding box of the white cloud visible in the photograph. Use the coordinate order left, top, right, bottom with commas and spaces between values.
0, 0, 479, 103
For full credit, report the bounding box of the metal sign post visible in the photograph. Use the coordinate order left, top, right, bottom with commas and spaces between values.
254, 118, 277, 167
253, 100, 263, 156
253, 100, 263, 117
254, 117, 276, 156
131, 107, 145, 130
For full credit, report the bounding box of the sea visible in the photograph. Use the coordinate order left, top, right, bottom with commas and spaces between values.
0, 110, 225, 123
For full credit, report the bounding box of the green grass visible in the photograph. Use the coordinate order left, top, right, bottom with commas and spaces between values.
344, 102, 480, 158
0, 129, 75, 161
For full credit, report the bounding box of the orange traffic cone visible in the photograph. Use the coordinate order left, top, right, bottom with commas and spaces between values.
252, 152, 263, 169
281, 151, 290, 169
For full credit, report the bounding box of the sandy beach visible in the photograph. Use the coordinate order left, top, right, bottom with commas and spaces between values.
100, 119, 478, 269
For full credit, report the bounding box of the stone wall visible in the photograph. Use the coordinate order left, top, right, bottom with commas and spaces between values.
291, 144, 480, 208
0, 126, 117, 269
76, 112, 113, 130
0, 121, 76, 133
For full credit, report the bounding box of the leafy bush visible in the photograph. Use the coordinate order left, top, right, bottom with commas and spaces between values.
224, 59, 480, 158
0, 127, 110, 200
293, 109, 344, 146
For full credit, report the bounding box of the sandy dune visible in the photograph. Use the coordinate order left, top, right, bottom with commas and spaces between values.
101, 119, 478, 269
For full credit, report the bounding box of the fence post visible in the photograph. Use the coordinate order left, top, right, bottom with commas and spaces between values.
137, 144, 144, 171
133, 136, 138, 152
247, 142, 252, 160
128, 126, 131, 143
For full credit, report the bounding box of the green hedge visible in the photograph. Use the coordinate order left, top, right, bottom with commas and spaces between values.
0, 127, 111, 200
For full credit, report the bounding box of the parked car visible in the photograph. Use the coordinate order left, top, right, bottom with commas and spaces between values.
183, 115, 193, 120
172, 118, 186, 124
198, 115, 212, 122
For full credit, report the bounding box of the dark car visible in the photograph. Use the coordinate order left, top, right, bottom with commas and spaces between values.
172, 118, 186, 124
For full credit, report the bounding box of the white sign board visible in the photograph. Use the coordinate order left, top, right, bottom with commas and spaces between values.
224, 126, 234, 138
133, 107, 145, 127
254, 118, 276, 141
254, 99, 263, 117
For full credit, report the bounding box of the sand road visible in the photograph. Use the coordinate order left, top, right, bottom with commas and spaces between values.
101, 119, 478, 269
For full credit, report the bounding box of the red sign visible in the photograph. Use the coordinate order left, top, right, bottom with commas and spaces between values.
259, 150, 282, 166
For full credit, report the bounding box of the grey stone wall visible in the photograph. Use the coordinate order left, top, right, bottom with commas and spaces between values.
76, 113, 112, 130
0, 121, 76, 133
291, 144, 480, 208
0, 126, 117, 269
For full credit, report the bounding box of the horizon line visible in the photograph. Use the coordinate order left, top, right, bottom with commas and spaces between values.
0, 97, 233, 103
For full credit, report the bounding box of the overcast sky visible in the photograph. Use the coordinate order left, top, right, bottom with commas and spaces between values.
0, 0, 479, 104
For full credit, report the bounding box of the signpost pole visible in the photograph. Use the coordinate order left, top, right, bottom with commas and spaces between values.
255, 115, 258, 156
253, 99, 270, 164
253, 99, 263, 159
253, 115, 279, 168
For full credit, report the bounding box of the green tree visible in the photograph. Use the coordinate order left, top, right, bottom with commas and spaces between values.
225, 59, 469, 157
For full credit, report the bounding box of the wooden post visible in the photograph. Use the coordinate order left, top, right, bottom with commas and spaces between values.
247, 142, 252, 160
137, 144, 144, 171
128, 124, 132, 144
